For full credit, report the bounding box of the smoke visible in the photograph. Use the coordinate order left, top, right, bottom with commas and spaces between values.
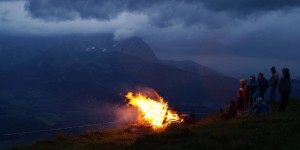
112, 104, 139, 127
112, 12, 149, 40
127, 86, 161, 100
108, 87, 160, 128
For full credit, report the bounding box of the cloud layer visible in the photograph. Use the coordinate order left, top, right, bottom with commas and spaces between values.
24, 0, 300, 21
1, 0, 300, 77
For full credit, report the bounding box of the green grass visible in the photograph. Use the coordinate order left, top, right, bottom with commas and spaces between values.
15, 100, 300, 150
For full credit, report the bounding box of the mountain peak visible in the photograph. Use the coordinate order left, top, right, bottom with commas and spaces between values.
113, 37, 158, 62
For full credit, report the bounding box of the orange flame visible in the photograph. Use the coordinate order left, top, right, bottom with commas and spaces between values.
126, 92, 182, 131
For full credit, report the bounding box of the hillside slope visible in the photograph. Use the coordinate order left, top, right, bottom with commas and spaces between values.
17, 100, 300, 150
0, 34, 238, 149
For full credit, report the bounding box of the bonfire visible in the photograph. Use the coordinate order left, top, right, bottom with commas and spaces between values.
126, 91, 183, 131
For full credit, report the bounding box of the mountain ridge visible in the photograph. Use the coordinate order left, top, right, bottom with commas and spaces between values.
0, 34, 238, 148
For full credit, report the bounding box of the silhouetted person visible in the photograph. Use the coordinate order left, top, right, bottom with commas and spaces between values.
222, 101, 237, 120
269, 66, 279, 104
278, 68, 291, 112
252, 97, 272, 115
236, 88, 245, 115
258, 73, 269, 100
249, 75, 258, 108
240, 79, 250, 110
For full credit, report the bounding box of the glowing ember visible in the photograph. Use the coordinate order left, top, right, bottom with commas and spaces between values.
126, 92, 183, 131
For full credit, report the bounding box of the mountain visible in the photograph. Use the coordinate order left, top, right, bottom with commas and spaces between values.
113, 37, 158, 62
161, 60, 238, 103
0, 34, 237, 104
0, 34, 238, 148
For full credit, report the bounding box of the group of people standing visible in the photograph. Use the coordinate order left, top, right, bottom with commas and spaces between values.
236, 66, 291, 114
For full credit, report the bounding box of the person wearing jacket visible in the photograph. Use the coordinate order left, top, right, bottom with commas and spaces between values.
240, 79, 249, 110
249, 75, 258, 107
258, 72, 269, 100
269, 67, 279, 104
236, 88, 245, 115
278, 68, 291, 112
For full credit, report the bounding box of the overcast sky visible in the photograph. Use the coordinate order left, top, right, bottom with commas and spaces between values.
1, 0, 300, 78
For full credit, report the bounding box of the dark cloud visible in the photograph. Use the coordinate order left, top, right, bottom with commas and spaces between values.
0, 0, 20, 1
25, 0, 300, 23
202, 0, 300, 14
24, 0, 230, 33
25, 0, 153, 21
1, 0, 300, 76
4, 1, 300, 59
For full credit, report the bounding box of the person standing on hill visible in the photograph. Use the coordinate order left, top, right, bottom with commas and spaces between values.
236, 88, 245, 115
278, 68, 291, 112
269, 67, 279, 104
258, 72, 269, 100
249, 75, 258, 107
240, 79, 249, 111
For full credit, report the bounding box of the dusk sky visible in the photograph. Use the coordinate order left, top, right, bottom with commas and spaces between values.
1, 0, 300, 78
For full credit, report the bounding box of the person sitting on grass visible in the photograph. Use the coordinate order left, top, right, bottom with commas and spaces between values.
251, 94, 272, 115
222, 100, 237, 120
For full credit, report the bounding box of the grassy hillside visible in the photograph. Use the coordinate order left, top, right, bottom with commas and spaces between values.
15, 100, 300, 150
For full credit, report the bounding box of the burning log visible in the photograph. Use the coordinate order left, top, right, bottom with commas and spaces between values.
125, 91, 183, 132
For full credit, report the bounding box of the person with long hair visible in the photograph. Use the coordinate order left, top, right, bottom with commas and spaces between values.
278, 68, 291, 112
269, 67, 279, 104
240, 79, 249, 111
